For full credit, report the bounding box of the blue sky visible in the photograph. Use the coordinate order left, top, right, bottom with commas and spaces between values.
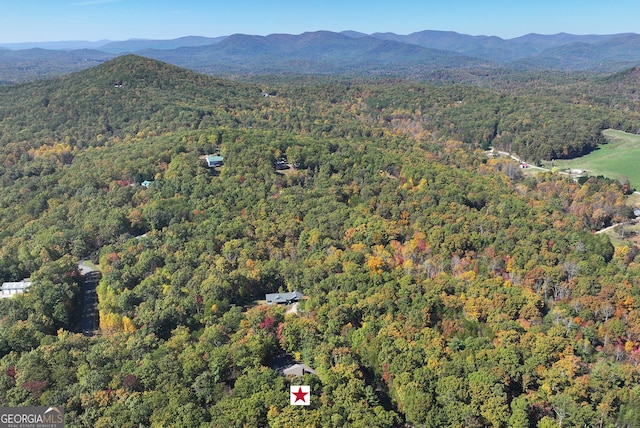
1, 0, 639, 43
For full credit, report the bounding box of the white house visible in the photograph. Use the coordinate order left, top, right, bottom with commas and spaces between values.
0, 278, 32, 298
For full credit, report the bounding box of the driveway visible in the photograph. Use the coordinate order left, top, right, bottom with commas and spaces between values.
78, 261, 101, 336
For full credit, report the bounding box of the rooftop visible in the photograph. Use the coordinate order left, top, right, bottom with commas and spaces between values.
270, 353, 317, 377
205, 155, 224, 167
265, 291, 302, 304
0, 278, 32, 298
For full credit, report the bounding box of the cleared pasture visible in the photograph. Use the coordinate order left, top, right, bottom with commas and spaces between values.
551, 129, 640, 186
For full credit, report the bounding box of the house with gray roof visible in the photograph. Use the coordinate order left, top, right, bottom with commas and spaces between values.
0, 278, 32, 298
270, 353, 317, 378
265, 291, 303, 305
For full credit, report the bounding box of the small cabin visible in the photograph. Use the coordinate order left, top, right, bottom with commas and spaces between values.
205, 155, 224, 168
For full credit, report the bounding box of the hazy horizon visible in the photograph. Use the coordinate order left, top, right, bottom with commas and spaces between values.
2, 0, 640, 44
1, 29, 638, 49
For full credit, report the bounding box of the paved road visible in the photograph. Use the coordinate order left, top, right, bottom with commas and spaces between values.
78, 261, 101, 336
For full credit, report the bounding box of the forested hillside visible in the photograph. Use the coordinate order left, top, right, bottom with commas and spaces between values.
2, 55, 640, 163
1, 56, 640, 427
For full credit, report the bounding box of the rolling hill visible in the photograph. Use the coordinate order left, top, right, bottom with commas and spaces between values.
138, 31, 491, 76
513, 34, 640, 71
0, 48, 639, 428
97, 36, 227, 54
4, 30, 640, 84
2, 53, 639, 165
0, 55, 264, 148
369, 30, 528, 63
137, 30, 640, 76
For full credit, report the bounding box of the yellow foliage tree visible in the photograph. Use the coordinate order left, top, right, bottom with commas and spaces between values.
122, 316, 136, 333
367, 254, 385, 275
100, 311, 123, 334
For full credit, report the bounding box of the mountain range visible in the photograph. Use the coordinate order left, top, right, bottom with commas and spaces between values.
2, 30, 640, 83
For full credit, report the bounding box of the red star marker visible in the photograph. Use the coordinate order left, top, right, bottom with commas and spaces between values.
290, 385, 310, 405
292, 387, 307, 402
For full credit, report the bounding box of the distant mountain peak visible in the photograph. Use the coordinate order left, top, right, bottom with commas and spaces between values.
3, 30, 640, 84
340, 30, 368, 38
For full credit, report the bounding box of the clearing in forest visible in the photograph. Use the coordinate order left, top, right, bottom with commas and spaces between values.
551, 129, 640, 186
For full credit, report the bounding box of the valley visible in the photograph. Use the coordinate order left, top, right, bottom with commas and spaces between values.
0, 41, 639, 426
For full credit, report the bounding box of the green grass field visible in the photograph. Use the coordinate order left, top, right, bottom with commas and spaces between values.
550, 129, 640, 186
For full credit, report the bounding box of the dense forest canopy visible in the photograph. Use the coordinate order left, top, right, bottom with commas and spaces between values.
0, 55, 640, 427
3, 55, 640, 165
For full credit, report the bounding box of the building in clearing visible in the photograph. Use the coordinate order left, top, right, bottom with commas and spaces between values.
0, 278, 32, 298
275, 160, 289, 170
283, 363, 318, 377
205, 155, 224, 168
270, 353, 318, 378
265, 291, 303, 305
